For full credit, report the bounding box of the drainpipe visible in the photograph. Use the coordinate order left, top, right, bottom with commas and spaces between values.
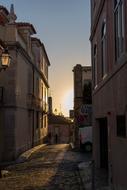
32, 67, 35, 147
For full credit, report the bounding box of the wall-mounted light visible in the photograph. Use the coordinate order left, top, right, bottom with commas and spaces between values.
0, 48, 11, 71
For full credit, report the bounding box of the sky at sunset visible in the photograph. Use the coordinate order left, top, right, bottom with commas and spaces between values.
1, 0, 91, 116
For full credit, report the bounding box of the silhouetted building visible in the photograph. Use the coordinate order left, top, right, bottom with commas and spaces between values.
48, 114, 73, 144
73, 64, 92, 147
90, 0, 127, 189
0, 5, 50, 161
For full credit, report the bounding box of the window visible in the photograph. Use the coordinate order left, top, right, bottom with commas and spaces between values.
114, 0, 124, 60
41, 83, 43, 100
36, 111, 39, 129
117, 115, 126, 137
45, 64, 48, 79
93, 44, 97, 87
83, 81, 92, 104
101, 21, 107, 77
40, 114, 43, 128
43, 57, 45, 72
36, 78, 39, 97
43, 115, 47, 128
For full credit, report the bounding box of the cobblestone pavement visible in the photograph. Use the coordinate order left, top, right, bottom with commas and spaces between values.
0, 144, 91, 190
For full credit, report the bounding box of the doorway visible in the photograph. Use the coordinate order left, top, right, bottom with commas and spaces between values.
99, 118, 108, 169
55, 134, 58, 144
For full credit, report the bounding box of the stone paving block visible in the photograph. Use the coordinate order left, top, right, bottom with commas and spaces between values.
0, 144, 90, 190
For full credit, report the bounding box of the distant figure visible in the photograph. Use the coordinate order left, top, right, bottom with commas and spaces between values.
55, 134, 58, 144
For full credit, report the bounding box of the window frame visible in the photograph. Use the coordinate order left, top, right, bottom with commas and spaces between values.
116, 115, 126, 138
114, 0, 125, 61
101, 20, 107, 78
93, 44, 97, 88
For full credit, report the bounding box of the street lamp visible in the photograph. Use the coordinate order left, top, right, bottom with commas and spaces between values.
0, 48, 11, 71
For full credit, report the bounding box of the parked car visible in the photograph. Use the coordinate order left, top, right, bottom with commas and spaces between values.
79, 126, 92, 152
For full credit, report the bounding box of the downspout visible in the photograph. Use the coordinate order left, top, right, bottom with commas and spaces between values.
32, 67, 34, 147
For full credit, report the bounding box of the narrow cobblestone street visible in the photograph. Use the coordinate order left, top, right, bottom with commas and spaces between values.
0, 144, 91, 190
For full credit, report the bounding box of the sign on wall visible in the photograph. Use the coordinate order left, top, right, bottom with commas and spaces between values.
76, 104, 92, 127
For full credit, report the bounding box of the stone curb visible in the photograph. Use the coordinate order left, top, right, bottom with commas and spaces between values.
78, 161, 92, 190
0, 144, 47, 178
69, 142, 75, 149
78, 162, 111, 190
16, 144, 47, 163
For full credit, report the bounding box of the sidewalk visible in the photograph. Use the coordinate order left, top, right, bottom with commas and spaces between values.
0, 144, 47, 177
1, 143, 110, 190
78, 161, 110, 190
70, 143, 110, 190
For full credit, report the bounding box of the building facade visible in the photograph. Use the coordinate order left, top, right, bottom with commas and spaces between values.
0, 38, 8, 162
0, 5, 50, 162
90, 0, 127, 189
48, 114, 73, 144
73, 64, 92, 148
48, 97, 73, 144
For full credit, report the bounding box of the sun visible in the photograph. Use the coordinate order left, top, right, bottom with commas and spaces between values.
62, 89, 73, 116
